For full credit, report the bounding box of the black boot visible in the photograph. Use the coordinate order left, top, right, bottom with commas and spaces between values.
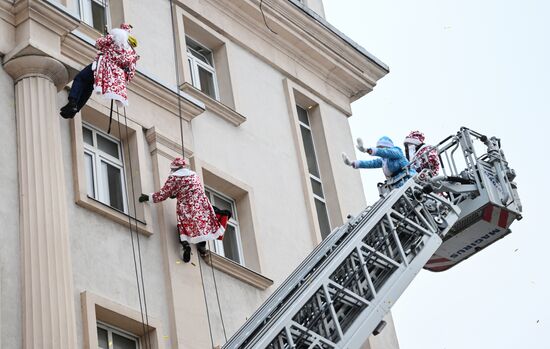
60, 98, 78, 119
196, 241, 208, 258
181, 241, 191, 263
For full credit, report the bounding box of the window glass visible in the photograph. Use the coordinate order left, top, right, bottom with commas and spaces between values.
213, 194, 233, 216
296, 106, 310, 125
102, 161, 124, 211
314, 199, 331, 239
186, 38, 214, 65
112, 332, 137, 349
83, 127, 94, 145
97, 327, 109, 349
84, 152, 95, 197
299, 125, 320, 178
83, 124, 127, 212
198, 66, 216, 98
222, 225, 241, 263
91, 1, 106, 32
310, 177, 324, 198
97, 134, 120, 159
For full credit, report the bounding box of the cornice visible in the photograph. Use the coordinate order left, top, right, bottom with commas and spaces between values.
13, 0, 79, 36
180, 83, 246, 126
0, 1, 15, 25
204, 252, 274, 290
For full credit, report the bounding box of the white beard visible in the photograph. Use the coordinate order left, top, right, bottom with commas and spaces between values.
109, 28, 131, 50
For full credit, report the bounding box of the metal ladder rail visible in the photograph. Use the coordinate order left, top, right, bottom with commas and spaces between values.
245, 184, 459, 348
225, 183, 457, 348
223, 192, 398, 348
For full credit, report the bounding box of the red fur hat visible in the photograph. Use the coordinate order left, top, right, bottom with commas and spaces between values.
119, 23, 133, 32
170, 157, 186, 169
404, 131, 425, 145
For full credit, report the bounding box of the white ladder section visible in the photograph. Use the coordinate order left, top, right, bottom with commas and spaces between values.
223, 181, 460, 349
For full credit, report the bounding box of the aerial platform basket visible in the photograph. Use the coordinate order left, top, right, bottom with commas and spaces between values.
422, 127, 522, 271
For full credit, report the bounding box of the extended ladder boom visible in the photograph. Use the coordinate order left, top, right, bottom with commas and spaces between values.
223, 182, 460, 349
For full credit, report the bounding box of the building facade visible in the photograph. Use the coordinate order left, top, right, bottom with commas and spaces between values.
0, 0, 399, 348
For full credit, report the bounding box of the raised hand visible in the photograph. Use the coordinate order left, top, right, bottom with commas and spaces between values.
342, 152, 353, 167
356, 138, 368, 153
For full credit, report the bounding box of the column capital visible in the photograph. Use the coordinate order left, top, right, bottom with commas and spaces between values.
3, 55, 68, 91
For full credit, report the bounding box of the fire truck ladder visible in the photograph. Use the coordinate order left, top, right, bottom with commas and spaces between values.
223, 181, 460, 349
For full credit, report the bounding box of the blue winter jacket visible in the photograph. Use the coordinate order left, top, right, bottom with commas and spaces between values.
354, 146, 411, 179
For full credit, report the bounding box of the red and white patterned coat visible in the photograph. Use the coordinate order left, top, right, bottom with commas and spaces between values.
412, 145, 440, 176
152, 169, 224, 243
93, 29, 138, 107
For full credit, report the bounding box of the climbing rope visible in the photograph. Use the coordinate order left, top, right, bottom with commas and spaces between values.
115, 105, 152, 349
167, 0, 221, 346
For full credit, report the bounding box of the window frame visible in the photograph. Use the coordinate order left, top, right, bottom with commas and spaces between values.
82, 122, 128, 214
79, 0, 111, 32
296, 105, 332, 238
204, 187, 245, 265
186, 37, 220, 100
97, 321, 139, 349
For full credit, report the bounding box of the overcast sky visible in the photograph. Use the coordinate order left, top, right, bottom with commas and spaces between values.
323, 0, 549, 348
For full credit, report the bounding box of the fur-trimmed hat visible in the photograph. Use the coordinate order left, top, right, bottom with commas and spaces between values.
119, 23, 133, 32
376, 136, 394, 148
404, 131, 425, 145
170, 157, 186, 169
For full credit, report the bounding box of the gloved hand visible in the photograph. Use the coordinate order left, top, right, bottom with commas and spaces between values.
138, 194, 149, 203
342, 152, 353, 167
366, 148, 374, 155
356, 138, 368, 153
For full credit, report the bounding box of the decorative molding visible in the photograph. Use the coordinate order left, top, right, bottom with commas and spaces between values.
81, 291, 163, 349
0, 1, 15, 25
145, 126, 193, 160
180, 83, 246, 126
13, 0, 79, 36
204, 252, 274, 290
3, 54, 68, 90
75, 197, 153, 236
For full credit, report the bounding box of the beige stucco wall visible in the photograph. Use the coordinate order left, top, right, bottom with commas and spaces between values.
0, 0, 398, 348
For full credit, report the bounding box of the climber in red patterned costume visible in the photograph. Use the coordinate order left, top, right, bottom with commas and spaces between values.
403, 131, 440, 176
60, 23, 139, 119
139, 158, 224, 263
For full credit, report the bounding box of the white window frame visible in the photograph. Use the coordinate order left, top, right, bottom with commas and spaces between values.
83, 123, 128, 213
97, 321, 139, 349
80, 0, 111, 32
204, 188, 245, 265
296, 106, 332, 236
186, 37, 220, 100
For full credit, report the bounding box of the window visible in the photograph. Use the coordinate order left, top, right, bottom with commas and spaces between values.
204, 188, 244, 265
82, 123, 127, 213
97, 322, 138, 349
80, 0, 109, 32
186, 37, 219, 100
296, 105, 331, 239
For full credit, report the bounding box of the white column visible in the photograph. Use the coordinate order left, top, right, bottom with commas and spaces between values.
4, 55, 77, 349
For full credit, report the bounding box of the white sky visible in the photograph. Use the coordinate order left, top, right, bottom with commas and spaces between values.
322, 0, 550, 348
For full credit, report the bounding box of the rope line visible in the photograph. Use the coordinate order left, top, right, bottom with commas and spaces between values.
168, 0, 220, 345
115, 105, 152, 349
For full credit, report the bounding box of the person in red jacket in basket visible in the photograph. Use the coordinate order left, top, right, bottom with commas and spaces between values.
403, 130, 440, 176
139, 158, 223, 262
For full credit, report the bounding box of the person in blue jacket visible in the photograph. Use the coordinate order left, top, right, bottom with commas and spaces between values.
342, 136, 414, 188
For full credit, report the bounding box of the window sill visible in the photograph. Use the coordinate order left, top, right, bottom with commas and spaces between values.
76, 196, 153, 237
180, 83, 246, 126
204, 252, 273, 290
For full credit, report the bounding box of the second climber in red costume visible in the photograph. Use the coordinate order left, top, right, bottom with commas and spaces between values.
139, 158, 224, 263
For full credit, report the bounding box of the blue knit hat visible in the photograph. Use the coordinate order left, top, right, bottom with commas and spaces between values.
376, 136, 394, 148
